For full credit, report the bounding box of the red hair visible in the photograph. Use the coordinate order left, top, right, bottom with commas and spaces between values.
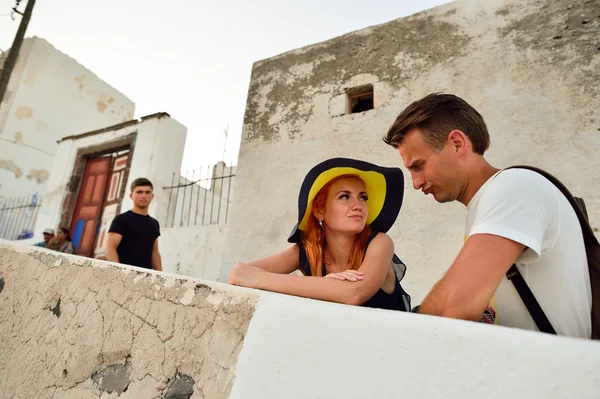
302, 175, 371, 276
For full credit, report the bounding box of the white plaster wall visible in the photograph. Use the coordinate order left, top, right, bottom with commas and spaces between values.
231, 289, 600, 399
122, 116, 187, 226
220, 0, 600, 305
31, 115, 187, 243
2, 241, 599, 399
0, 37, 135, 198
160, 224, 227, 281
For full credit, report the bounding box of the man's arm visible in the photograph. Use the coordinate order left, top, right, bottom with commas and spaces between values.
151, 239, 162, 271
105, 232, 122, 263
418, 233, 525, 321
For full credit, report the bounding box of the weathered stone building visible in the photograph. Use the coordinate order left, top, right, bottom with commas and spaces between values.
0, 37, 135, 198
220, 0, 600, 304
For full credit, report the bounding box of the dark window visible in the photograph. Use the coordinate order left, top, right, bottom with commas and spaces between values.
347, 85, 374, 114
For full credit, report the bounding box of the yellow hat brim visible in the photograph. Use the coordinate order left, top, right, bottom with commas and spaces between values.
298, 167, 386, 231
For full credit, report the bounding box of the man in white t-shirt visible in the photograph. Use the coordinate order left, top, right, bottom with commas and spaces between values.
383, 93, 591, 338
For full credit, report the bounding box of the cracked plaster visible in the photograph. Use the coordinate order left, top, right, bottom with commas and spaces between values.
0, 242, 257, 399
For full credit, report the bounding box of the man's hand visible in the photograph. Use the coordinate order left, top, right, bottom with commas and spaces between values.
419, 233, 524, 321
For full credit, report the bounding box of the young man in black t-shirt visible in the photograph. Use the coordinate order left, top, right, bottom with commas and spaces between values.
106, 178, 162, 271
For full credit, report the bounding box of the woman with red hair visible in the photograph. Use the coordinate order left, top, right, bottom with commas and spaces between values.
229, 158, 410, 311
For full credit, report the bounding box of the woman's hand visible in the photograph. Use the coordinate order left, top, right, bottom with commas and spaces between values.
324, 269, 364, 282
229, 262, 265, 288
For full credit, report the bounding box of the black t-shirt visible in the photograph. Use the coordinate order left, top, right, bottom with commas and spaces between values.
108, 210, 160, 269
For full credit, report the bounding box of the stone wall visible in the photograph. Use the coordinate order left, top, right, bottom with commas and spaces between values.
1, 241, 600, 398
0, 241, 254, 398
0, 37, 135, 198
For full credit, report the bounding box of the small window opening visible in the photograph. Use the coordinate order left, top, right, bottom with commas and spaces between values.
347, 85, 374, 114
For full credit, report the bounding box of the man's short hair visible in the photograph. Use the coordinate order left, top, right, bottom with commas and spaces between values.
383, 93, 490, 155
131, 177, 153, 192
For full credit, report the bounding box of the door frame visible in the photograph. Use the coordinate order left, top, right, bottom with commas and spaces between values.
59, 133, 137, 235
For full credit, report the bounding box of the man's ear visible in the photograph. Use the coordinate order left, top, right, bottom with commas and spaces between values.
447, 130, 469, 157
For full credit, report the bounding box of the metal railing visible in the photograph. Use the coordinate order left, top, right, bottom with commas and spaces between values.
164, 162, 235, 228
0, 194, 43, 240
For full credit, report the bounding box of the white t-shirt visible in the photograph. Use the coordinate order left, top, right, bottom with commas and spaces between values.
466, 168, 591, 338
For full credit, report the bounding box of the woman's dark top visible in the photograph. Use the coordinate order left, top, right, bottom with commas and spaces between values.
298, 231, 411, 311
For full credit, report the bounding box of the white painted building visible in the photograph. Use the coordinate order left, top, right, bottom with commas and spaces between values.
31, 113, 186, 259
0, 37, 135, 198
218, 0, 600, 307
0, 37, 233, 279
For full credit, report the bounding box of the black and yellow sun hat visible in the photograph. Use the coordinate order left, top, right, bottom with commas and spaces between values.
288, 157, 404, 243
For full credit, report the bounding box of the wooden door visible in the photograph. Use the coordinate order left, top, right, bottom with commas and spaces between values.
94, 153, 130, 259
70, 157, 111, 257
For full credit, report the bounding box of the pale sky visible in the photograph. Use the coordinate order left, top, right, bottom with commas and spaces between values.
1, 0, 451, 173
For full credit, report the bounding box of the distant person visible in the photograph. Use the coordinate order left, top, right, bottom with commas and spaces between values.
33, 228, 54, 248
48, 227, 75, 254
105, 178, 162, 271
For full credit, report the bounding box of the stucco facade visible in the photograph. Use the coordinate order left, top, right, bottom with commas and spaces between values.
31, 113, 187, 250
160, 225, 227, 281
220, 0, 600, 304
2, 241, 600, 398
0, 37, 135, 198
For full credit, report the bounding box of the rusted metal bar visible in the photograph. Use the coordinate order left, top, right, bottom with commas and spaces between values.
162, 173, 236, 189
209, 166, 216, 225
0, 197, 11, 238
173, 174, 182, 228
7, 196, 22, 239
187, 170, 194, 227
180, 172, 188, 227
201, 166, 209, 225
216, 163, 225, 224
8, 196, 25, 239
225, 171, 233, 223
16, 195, 31, 238
19, 195, 31, 238
194, 166, 201, 226
166, 172, 175, 228
0, 196, 41, 240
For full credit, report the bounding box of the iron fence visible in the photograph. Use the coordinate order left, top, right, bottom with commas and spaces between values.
164, 162, 235, 228
0, 194, 43, 240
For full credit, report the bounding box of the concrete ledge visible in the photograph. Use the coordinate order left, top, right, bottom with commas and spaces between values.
0, 241, 256, 399
1, 241, 600, 398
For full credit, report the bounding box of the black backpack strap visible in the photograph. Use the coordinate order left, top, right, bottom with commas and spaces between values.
506, 264, 556, 334
505, 166, 597, 247
503, 165, 600, 338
